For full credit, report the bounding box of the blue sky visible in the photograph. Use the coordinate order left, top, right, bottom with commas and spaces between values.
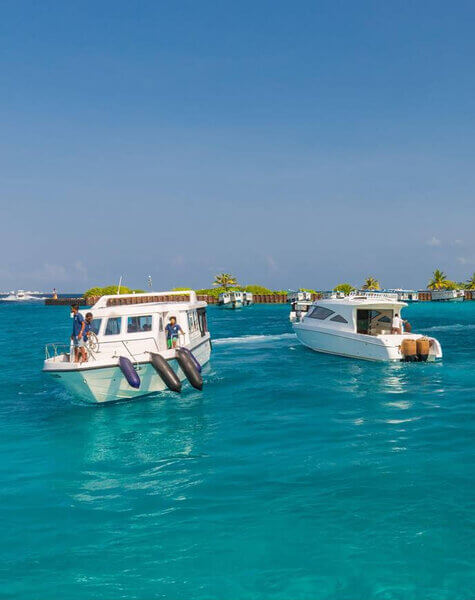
1, 0, 474, 292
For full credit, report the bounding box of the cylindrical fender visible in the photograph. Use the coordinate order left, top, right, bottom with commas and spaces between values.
175, 348, 203, 390
150, 353, 182, 393
119, 356, 141, 388
177, 347, 202, 373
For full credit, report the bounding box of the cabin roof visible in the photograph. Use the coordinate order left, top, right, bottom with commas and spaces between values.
90, 290, 204, 313
316, 296, 407, 310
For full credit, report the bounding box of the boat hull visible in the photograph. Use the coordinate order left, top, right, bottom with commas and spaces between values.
221, 301, 243, 309
293, 326, 441, 363
46, 339, 211, 404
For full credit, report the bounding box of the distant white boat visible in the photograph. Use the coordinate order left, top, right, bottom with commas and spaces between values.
289, 299, 313, 322
2, 290, 46, 301
430, 290, 464, 302
287, 291, 312, 302
384, 289, 419, 302
218, 291, 253, 309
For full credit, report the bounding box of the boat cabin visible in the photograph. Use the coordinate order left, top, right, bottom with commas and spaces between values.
303, 295, 406, 336
71, 290, 208, 359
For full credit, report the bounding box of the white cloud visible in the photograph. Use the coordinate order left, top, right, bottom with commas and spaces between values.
36, 263, 68, 281
74, 260, 88, 280
457, 256, 475, 265
265, 255, 278, 272
426, 236, 441, 247
171, 255, 185, 268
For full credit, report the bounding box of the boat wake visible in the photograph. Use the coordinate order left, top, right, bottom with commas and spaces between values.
421, 323, 475, 332
214, 333, 296, 346
1, 295, 47, 302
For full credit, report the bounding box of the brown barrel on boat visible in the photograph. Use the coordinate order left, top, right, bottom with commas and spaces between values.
401, 338, 417, 360
416, 338, 430, 362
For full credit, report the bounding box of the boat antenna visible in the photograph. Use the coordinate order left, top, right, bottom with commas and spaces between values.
117, 275, 123, 294
148, 275, 152, 289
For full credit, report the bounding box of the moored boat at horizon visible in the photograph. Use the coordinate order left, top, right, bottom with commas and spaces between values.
429, 289, 465, 302
218, 290, 253, 308
293, 293, 442, 362
43, 290, 211, 403
289, 299, 313, 322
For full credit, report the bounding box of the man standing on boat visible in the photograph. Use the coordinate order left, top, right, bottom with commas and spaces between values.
165, 316, 184, 349
70, 304, 86, 362
392, 312, 403, 335
80, 312, 94, 363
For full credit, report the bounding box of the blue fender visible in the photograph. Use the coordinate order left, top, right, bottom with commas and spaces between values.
119, 356, 141, 389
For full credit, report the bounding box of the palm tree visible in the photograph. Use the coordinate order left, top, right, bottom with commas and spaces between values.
333, 283, 356, 295
466, 272, 475, 290
213, 273, 238, 290
362, 276, 380, 290
428, 269, 448, 290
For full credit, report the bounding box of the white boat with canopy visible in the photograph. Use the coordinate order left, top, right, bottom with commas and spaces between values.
293, 293, 442, 362
43, 290, 211, 403
218, 290, 253, 308
430, 289, 465, 302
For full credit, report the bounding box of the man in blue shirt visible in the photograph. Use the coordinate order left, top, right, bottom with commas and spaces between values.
165, 316, 183, 349
80, 312, 95, 362
70, 304, 86, 363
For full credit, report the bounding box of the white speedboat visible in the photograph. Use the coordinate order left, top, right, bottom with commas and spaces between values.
218, 290, 252, 308
43, 290, 212, 403
293, 293, 442, 362
2, 290, 44, 301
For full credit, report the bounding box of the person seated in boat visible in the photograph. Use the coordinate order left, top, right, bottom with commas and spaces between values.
70, 304, 86, 363
165, 316, 184, 349
391, 312, 403, 335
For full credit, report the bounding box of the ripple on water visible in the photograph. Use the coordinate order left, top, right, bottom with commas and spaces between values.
0, 302, 474, 599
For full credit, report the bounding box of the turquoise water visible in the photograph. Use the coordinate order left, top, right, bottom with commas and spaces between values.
1, 301, 474, 599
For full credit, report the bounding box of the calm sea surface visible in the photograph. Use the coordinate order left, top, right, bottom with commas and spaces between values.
0, 301, 474, 599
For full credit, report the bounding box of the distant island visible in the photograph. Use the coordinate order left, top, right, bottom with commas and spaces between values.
83, 269, 475, 302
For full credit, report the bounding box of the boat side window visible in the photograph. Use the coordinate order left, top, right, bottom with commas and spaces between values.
308, 306, 335, 320
104, 317, 122, 335
330, 314, 348, 323
187, 310, 198, 333
90, 318, 102, 334
378, 315, 391, 323
127, 315, 153, 333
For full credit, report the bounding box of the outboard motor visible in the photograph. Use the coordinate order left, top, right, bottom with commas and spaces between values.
400, 339, 418, 362
150, 353, 182, 393
175, 347, 203, 390
416, 338, 430, 362
119, 356, 141, 388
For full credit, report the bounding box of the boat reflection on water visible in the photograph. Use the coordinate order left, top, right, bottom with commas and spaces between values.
59, 396, 210, 508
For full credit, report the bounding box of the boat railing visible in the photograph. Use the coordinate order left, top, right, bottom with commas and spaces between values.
45, 342, 71, 360
45, 335, 162, 363
351, 291, 399, 301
